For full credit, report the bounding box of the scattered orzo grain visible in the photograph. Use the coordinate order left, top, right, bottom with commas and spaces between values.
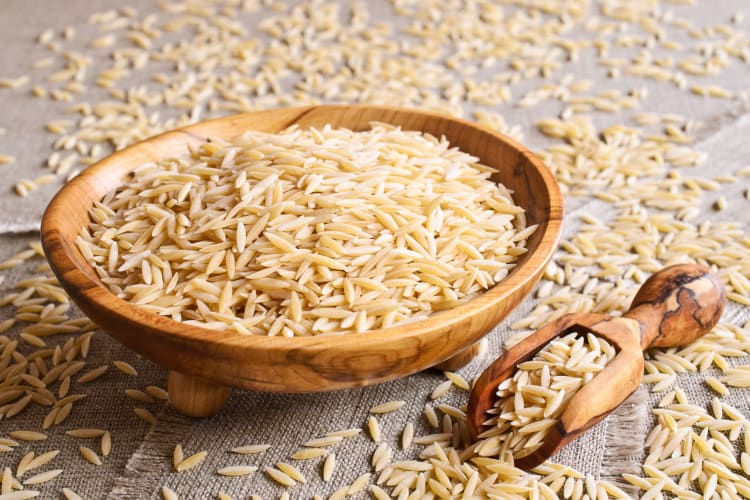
61, 488, 83, 500
444, 371, 470, 390
431, 380, 453, 400
276, 463, 305, 483
322, 453, 336, 482
172, 445, 183, 470
325, 428, 361, 439
161, 485, 178, 500
79, 446, 101, 466
369, 400, 406, 414
291, 448, 327, 460
65, 429, 105, 438
401, 422, 415, 450
175, 451, 207, 472
0, 0, 749, 498
101, 431, 112, 457
133, 408, 157, 425
145, 386, 169, 401
24, 450, 59, 472
112, 361, 137, 376
347, 472, 371, 494
21, 468, 63, 485
216, 466, 258, 477
302, 436, 342, 448
367, 416, 381, 443
9, 431, 47, 442
264, 466, 296, 488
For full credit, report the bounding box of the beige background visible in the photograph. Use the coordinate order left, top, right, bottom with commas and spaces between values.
0, 1, 748, 498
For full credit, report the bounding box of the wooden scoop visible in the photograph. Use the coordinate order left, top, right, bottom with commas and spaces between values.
466, 264, 726, 469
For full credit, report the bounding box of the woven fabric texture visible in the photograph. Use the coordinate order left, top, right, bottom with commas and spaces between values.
0, 1, 748, 499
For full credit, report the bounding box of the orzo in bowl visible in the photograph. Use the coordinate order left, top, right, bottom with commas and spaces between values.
42, 105, 562, 415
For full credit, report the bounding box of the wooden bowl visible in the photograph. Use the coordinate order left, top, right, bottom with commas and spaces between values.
41, 105, 563, 417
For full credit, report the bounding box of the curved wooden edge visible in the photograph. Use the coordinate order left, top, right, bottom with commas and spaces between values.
433, 338, 488, 372
41, 105, 564, 393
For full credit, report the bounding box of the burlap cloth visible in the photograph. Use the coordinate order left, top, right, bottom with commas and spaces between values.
0, 1, 748, 498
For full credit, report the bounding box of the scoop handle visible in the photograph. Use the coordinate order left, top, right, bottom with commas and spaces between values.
623, 264, 725, 349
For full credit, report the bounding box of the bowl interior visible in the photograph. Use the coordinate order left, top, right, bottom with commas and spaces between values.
42, 105, 563, 392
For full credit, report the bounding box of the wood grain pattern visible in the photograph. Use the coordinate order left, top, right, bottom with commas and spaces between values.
41, 105, 563, 410
167, 371, 231, 418
433, 338, 487, 372
467, 263, 726, 469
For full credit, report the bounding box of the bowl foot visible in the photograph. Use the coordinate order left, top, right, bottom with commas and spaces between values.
167, 371, 230, 417
433, 338, 488, 372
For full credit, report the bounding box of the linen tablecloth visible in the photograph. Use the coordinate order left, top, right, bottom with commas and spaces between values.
0, 1, 748, 498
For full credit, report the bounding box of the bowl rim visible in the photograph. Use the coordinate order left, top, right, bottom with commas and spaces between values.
41, 104, 563, 360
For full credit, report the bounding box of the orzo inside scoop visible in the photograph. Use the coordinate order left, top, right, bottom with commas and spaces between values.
78, 124, 536, 336
476, 332, 616, 460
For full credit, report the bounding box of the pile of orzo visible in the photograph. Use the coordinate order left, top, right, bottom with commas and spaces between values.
77, 124, 536, 335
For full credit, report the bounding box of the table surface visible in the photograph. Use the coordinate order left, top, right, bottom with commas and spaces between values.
0, 1, 748, 499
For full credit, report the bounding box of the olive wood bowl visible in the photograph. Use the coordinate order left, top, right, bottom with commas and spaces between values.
41, 105, 563, 417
